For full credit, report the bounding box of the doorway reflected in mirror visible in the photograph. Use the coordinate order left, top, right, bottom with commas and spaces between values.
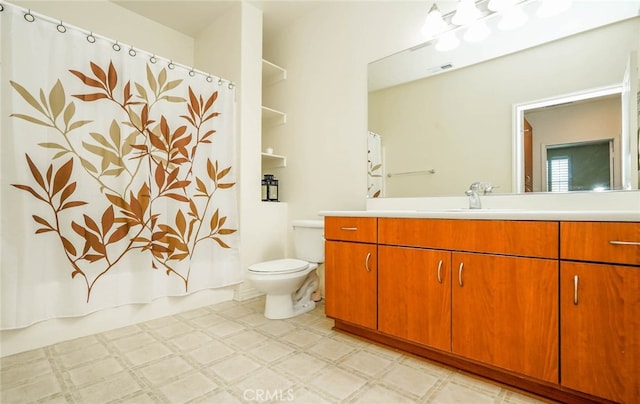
522, 91, 621, 193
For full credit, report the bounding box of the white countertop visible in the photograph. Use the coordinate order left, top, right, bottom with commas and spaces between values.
319, 209, 640, 221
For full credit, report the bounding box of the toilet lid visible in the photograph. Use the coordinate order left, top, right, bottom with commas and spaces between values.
249, 258, 310, 275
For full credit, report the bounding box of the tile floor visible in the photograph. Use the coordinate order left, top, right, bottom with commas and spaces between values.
1, 297, 549, 403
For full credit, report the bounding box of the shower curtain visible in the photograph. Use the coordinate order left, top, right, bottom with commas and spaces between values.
367, 131, 383, 198
0, 4, 241, 329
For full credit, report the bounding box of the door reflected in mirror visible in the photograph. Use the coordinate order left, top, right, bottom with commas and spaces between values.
517, 87, 625, 193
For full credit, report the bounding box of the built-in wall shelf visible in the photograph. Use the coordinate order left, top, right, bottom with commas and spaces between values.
262, 59, 287, 86
261, 152, 287, 168
261, 58, 287, 201
261, 106, 287, 126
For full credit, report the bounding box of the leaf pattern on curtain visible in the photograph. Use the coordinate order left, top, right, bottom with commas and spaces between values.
9, 61, 236, 302
367, 131, 383, 198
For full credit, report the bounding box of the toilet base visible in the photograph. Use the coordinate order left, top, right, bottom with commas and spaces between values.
264, 294, 316, 319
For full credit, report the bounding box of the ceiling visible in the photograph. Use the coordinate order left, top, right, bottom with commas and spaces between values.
112, 0, 327, 43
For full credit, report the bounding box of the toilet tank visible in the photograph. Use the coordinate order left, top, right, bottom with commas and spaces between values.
292, 219, 325, 263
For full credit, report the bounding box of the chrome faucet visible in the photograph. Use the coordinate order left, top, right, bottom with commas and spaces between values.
465, 182, 482, 209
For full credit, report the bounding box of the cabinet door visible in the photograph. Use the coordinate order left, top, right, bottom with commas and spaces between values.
378, 246, 451, 351
324, 240, 377, 329
561, 262, 640, 403
451, 252, 558, 383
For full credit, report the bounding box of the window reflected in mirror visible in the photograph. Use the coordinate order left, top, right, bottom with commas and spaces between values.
546, 140, 612, 192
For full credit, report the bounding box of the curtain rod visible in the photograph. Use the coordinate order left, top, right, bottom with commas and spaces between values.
0, 1, 235, 89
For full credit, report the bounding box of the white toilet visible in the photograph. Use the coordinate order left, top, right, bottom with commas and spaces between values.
247, 219, 324, 319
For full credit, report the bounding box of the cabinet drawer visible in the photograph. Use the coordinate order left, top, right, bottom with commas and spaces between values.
324, 217, 377, 243
379, 218, 558, 259
560, 221, 640, 265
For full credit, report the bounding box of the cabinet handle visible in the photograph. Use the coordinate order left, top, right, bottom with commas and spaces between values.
573, 275, 579, 305
458, 263, 464, 287
437, 260, 443, 284
340, 227, 358, 231
365, 252, 371, 272
609, 240, 640, 246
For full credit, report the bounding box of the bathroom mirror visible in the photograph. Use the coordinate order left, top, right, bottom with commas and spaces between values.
367, 2, 640, 198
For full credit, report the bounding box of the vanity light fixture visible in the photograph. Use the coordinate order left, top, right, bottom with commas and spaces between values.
424, 0, 572, 52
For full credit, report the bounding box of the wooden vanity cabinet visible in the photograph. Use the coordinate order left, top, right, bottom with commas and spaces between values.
451, 252, 558, 383
560, 222, 640, 403
378, 246, 451, 351
325, 215, 639, 403
324, 217, 377, 329
378, 218, 559, 383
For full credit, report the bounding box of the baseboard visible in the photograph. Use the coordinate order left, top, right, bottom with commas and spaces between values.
233, 283, 264, 301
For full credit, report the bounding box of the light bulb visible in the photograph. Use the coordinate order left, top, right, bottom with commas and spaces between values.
487, 0, 513, 12
498, 5, 528, 31
452, 0, 481, 26
422, 3, 449, 38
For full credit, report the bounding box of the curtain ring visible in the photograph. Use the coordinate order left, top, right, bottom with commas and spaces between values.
189, 69, 195, 77
0, 4, 5, 12
217, 78, 223, 86
128, 47, 136, 57
87, 32, 96, 43
56, 21, 66, 33
24, 10, 35, 22
228, 82, 234, 90
112, 41, 121, 51
150, 55, 157, 64
206, 76, 213, 83
168, 61, 175, 70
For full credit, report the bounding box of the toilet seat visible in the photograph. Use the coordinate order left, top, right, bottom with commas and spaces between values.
248, 258, 310, 275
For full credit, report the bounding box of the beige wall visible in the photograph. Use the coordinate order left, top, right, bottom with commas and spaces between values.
368, 18, 639, 197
